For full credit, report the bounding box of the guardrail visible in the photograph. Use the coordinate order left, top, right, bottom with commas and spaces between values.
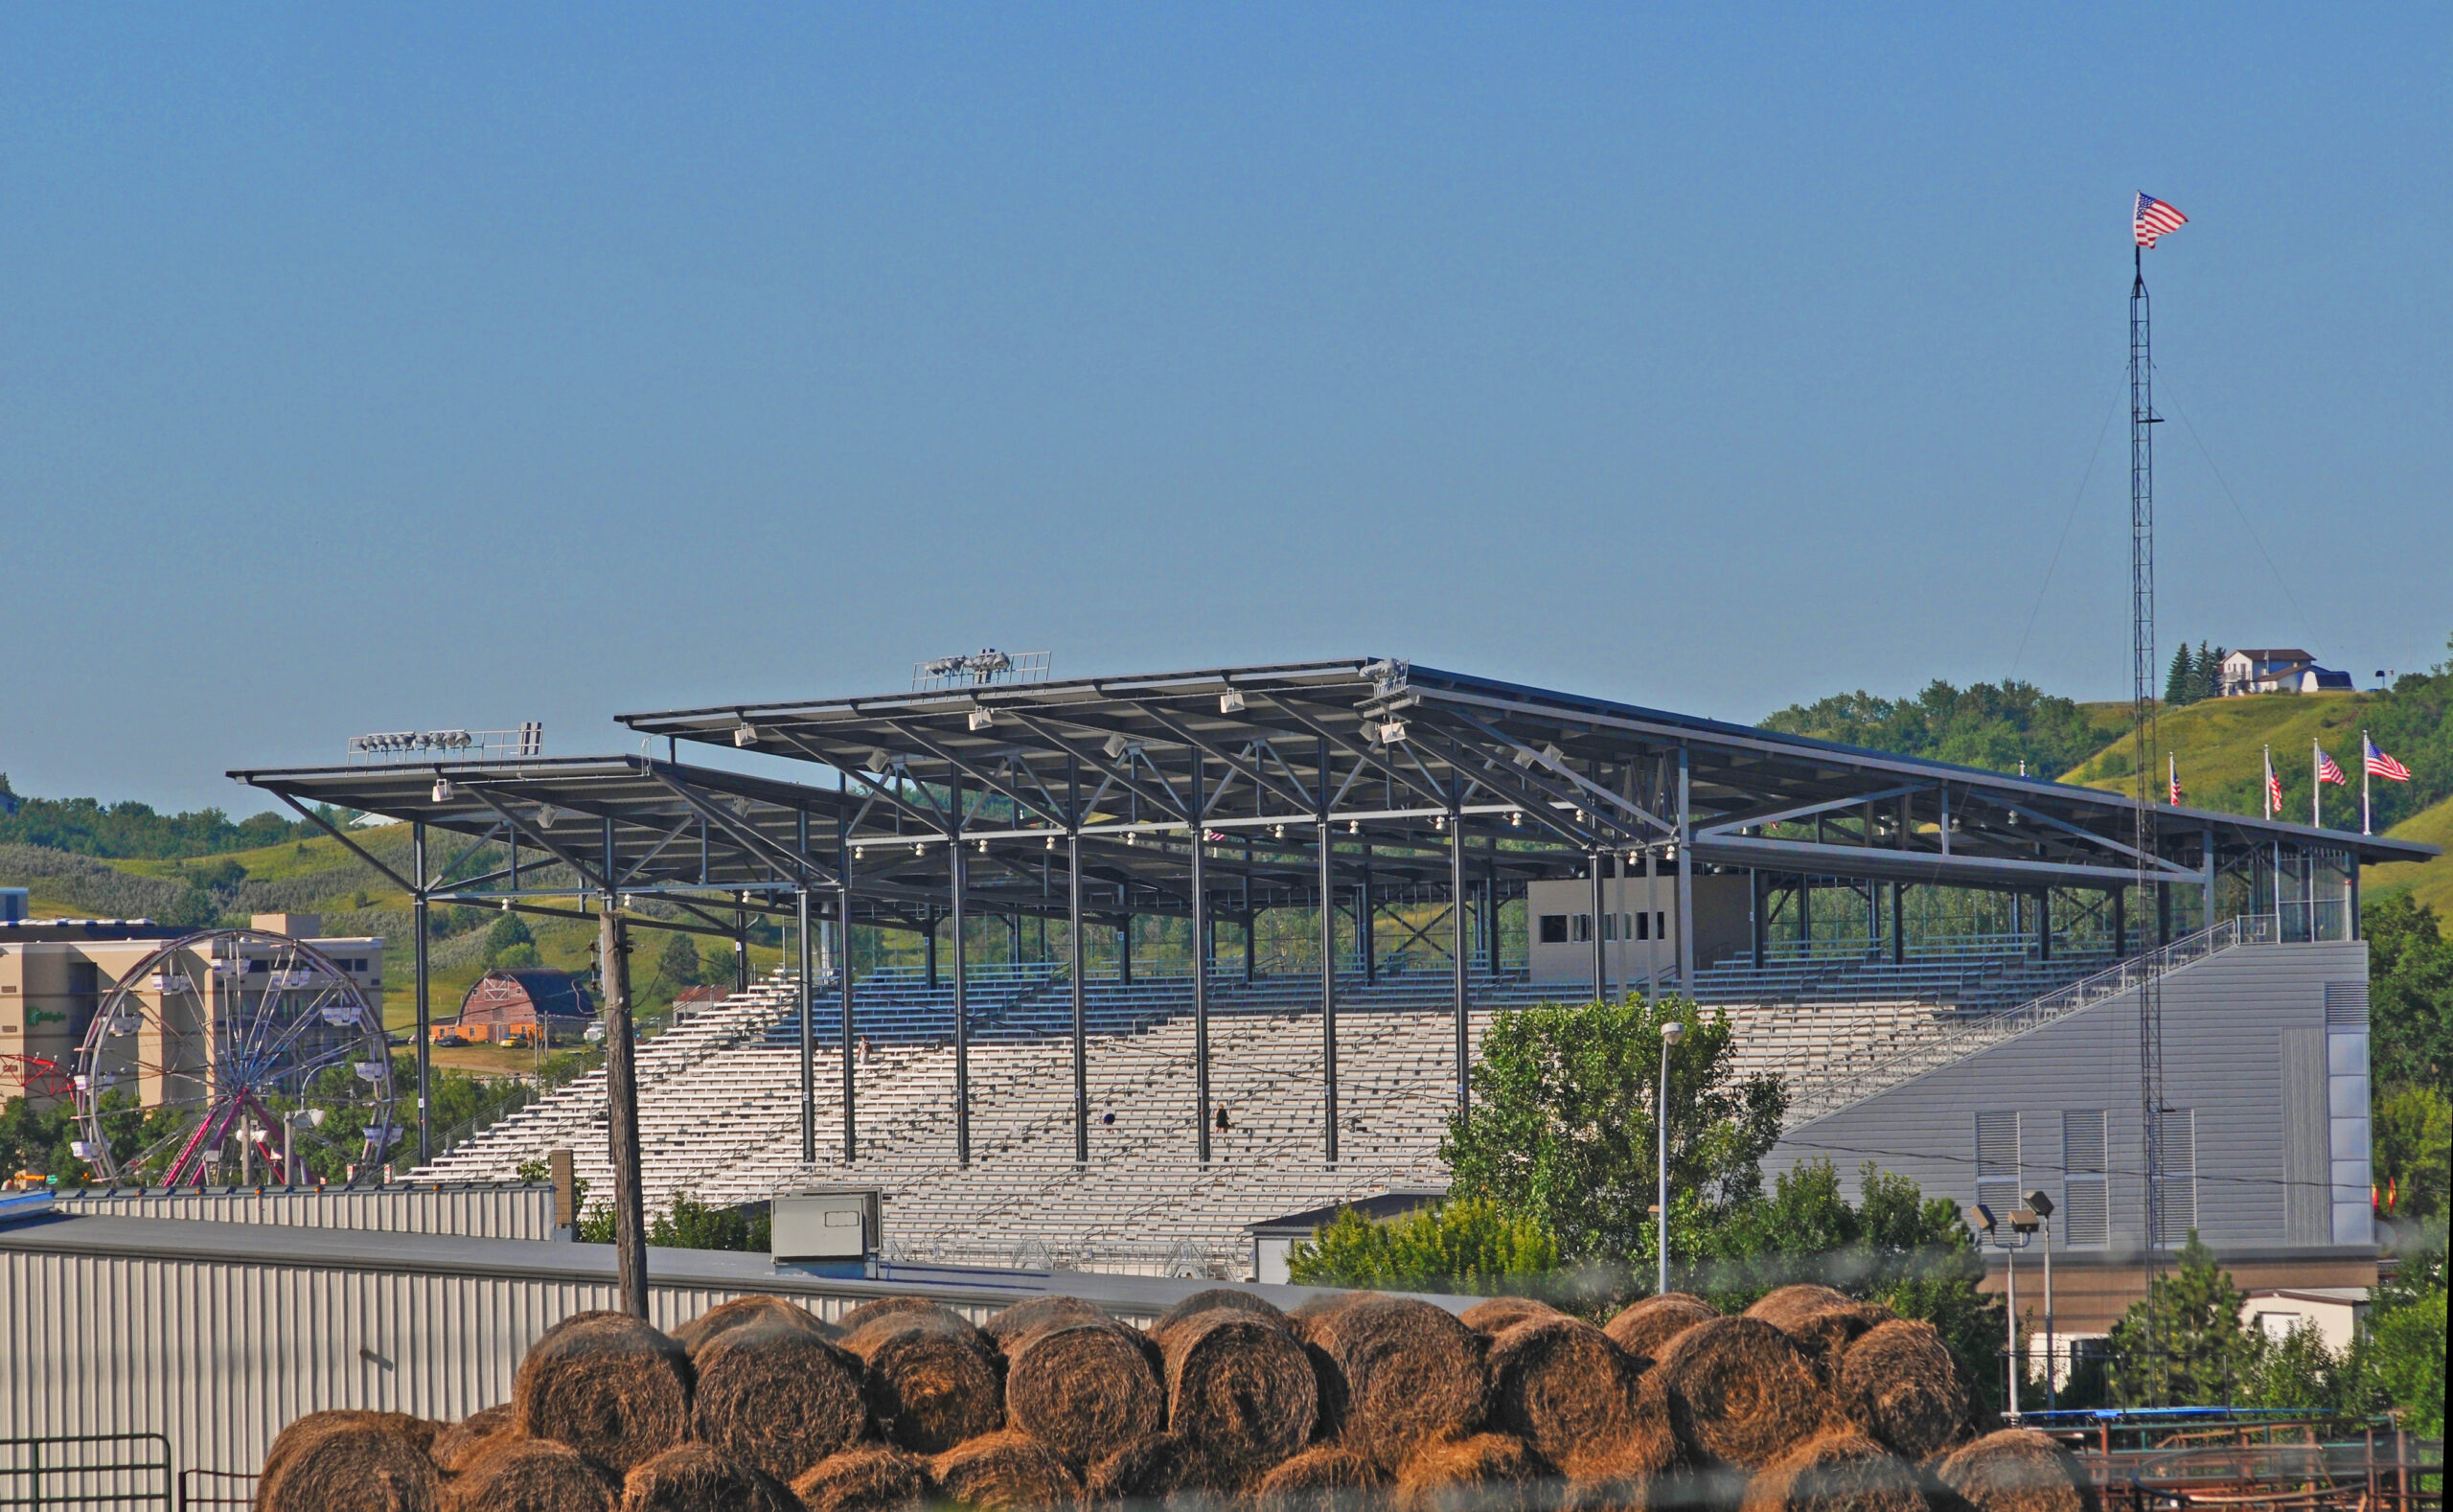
1781, 914, 2278, 1127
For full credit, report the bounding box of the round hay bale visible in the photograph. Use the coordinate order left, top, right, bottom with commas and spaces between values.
1603, 1294, 1719, 1363
928, 1430, 1083, 1512
536, 1310, 645, 1347
1150, 1288, 1289, 1342
839, 1295, 968, 1336
676, 1295, 837, 1354
844, 1315, 1005, 1455
1007, 1320, 1167, 1470
1648, 1317, 1833, 1471
1286, 1291, 1371, 1342
1934, 1432, 2094, 1512
1303, 1295, 1488, 1475
512, 1315, 694, 1478
1739, 1432, 1925, 1512
986, 1295, 1111, 1350
694, 1321, 869, 1481
1747, 1289, 1890, 1390
1459, 1297, 1561, 1337
1087, 1432, 1222, 1502
619, 1444, 799, 1512
1159, 1310, 1319, 1483
432, 1406, 516, 1473
1838, 1321, 1969, 1463
791, 1446, 933, 1512
262, 1412, 444, 1496
1393, 1432, 1547, 1512
1487, 1317, 1648, 1479
444, 1434, 619, 1512
1252, 1446, 1385, 1512
260, 1419, 443, 1512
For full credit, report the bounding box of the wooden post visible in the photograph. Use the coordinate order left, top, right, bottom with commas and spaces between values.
599, 902, 648, 1317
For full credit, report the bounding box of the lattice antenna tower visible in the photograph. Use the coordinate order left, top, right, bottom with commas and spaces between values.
2129, 240, 2167, 1402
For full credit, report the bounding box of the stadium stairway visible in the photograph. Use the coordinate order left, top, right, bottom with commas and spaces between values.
415, 924, 2255, 1278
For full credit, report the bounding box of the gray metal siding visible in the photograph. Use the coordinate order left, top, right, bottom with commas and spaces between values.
49, 1184, 559, 1241
1765, 940, 2366, 1261
0, 1247, 979, 1481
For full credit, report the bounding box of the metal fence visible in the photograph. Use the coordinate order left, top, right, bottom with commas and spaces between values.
0, 1433, 171, 1511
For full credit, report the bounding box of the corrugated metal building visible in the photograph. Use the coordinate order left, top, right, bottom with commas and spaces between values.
0, 1210, 1347, 1484
1763, 938, 2377, 1333
47, 1183, 559, 1240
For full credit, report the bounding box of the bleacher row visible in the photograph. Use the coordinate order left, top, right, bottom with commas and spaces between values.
418, 941, 2127, 1277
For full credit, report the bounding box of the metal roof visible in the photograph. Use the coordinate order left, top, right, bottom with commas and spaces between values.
228, 658, 2433, 927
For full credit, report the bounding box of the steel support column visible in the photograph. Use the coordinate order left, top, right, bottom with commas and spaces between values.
2203, 827, 2216, 929
839, 821, 857, 1164
1069, 824, 1088, 1164
412, 821, 431, 1165
1752, 869, 1766, 969
1590, 856, 1608, 1000
1677, 747, 1696, 995
1319, 817, 1338, 1165
797, 882, 814, 1163
1891, 882, 1906, 965
2037, 890, 2052, 961
951, 824, 971, 1168
1450, 798, 1470, 1114
1361, 845, 1376, 985
1191, 757, 1211, 1164
2114, 887, 2127, 958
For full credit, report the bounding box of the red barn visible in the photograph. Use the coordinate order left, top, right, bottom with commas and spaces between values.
447, 970, 596, 1045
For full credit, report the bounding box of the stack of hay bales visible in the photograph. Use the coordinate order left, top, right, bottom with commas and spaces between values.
258, 1284, 2019, 1512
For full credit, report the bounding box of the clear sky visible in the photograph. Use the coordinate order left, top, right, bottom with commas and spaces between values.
3, 5, 2445, 812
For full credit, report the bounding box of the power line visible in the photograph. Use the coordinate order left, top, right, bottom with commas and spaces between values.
2153, 373, 2320, 650
2006, 383, 2124, 686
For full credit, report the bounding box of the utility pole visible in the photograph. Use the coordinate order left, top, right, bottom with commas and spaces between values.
599, 897, 648, 1317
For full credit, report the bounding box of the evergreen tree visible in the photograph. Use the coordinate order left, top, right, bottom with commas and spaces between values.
654, 930, 703, 989
2108, 1233, 2258, 1405
2200, 643, 2227, 700
2166, 645, 2196, 705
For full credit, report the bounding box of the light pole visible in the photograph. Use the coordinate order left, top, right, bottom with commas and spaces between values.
1968, 1202, 2039, 1422
283, 1107, 326, 1186
2025, 1188, 2058, 1410
1659, 1019, 1685, 1294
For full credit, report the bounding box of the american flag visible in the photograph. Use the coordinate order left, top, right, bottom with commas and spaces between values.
2366, 737, 2412, 783
2318, 746, 2347, 786
2168, 756, 2183, 806
2265, 749, 2283, 815
2135, 193, 2188, 248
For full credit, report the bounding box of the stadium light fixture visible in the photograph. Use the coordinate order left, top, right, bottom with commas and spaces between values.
1219, 690, 1247, 714
968, 709, 995, 732
1102, 733, 1131, 760
734, 722, 760, 748
2024, 1189, 2055, 1219
1272, 824, 1286, 840
1509, 811, 1523, 828
1378, 720, 1409, 745
854, 846, 865, 861
912, 842, 927, 857
1542, 743, 1564, 766
864, 748, 893, 774
1043, 836, 1056, 851
535, 804, 558, 827
431, 778, 454, 803
975, 839, 988, 854
1348, 820, 1360, 835
1966, 1203, 1998, 1235
1512, 745, 1538, 767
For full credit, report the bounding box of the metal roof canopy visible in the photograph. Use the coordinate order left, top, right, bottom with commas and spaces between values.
615, 657, 2433, 903
230, 755, 860, 937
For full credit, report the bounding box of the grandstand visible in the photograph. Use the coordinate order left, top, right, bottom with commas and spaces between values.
236, 657, 2432, 1291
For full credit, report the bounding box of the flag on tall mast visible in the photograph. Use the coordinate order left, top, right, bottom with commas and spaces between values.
2130, 193, 2187, 1406
2264, 745, 2283, 818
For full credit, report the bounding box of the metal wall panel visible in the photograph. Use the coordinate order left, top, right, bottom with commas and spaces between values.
0, 1234, 1033, 1483
1763, 940, 2367, 1261
50, 1184, 559, 1240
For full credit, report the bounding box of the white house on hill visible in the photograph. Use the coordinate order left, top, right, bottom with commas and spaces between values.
2220, 648, 2353, 696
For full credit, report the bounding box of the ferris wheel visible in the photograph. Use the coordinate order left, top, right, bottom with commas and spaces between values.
70, 928, 401, 1187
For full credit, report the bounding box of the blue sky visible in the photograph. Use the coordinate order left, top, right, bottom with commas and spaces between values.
3, 5, 2444, 811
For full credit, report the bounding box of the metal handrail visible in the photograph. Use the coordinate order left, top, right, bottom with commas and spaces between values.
1781, 915, 2278, 1126
0, 1433, 172, 1511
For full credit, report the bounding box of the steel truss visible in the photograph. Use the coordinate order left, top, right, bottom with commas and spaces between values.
233, 659, 2434, 1176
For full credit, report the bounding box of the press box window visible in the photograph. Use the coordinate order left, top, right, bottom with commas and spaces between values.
1538, 915, 1569, 945
1571, 914, 1593, 943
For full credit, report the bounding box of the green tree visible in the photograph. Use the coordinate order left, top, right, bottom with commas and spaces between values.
654, 931, 703, 990
2197, 643, 2226, 702
1288, 1198, 1561, 1295
1441, 994, 1784, 1266
2373, 1085, 2449, 1221
2365, 894, 2451, 1095
2107, 1233, 2258, 1406
2363, 1235, 2445, 1437
2166, 645, 2198, 706
485, 912, 534, 957
1760, 679, 2102, 778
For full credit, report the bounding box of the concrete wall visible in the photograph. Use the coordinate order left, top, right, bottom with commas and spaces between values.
1763, 940, 2373, 1276
1525, 873, 1749, 987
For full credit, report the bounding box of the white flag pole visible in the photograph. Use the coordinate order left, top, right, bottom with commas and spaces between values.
2362, 730, 2372, 836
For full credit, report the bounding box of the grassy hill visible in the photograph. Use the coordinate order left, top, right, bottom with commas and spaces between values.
2060, 690, 2448, 908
